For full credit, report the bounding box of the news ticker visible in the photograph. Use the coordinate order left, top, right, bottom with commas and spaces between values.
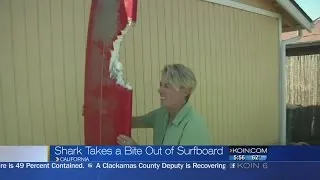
49, 146, 268, 162
0, 162, 269, 170
3, 162, 320, 180
6, 145, 320, 163
0, 146, 269, 162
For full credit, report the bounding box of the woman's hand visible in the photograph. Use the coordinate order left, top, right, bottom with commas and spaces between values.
117, 134, 137, 145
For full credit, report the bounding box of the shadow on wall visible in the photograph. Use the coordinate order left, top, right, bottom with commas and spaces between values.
287, 105, 320, 145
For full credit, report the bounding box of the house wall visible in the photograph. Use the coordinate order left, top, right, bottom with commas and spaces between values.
0, 0, 280, 145
235, 0, 301, 32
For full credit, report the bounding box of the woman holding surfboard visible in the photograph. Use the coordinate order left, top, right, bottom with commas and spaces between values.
117, 64, 211, 145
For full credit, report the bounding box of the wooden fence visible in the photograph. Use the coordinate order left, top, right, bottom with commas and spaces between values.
287, 105, 320, 144
286, 54, 320, 144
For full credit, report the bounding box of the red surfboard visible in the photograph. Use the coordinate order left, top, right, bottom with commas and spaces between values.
83, 0, 137, 145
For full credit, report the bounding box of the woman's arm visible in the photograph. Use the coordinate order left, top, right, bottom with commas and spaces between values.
132, 116, 153, 128
82, 104, 154, 129
132, 108, 161, 129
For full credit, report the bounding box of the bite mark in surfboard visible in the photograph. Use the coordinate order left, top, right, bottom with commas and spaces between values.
109, 21, 134, 90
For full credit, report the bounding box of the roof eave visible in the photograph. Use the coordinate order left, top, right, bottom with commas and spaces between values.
286, 40, 320, 49
275, 0, 313, 32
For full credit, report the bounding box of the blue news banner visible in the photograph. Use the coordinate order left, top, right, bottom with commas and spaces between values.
1, 145, 320, 179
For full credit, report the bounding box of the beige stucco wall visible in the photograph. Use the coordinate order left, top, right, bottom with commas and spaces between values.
0, 0, 280, 145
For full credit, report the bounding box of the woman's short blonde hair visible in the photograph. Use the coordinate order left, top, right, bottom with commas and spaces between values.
161, 64, 197, 93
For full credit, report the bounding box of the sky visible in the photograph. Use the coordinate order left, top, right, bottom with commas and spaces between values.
295, 0, 320, 20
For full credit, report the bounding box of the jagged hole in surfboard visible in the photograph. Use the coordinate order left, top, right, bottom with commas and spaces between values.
93, 0, 133, 90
